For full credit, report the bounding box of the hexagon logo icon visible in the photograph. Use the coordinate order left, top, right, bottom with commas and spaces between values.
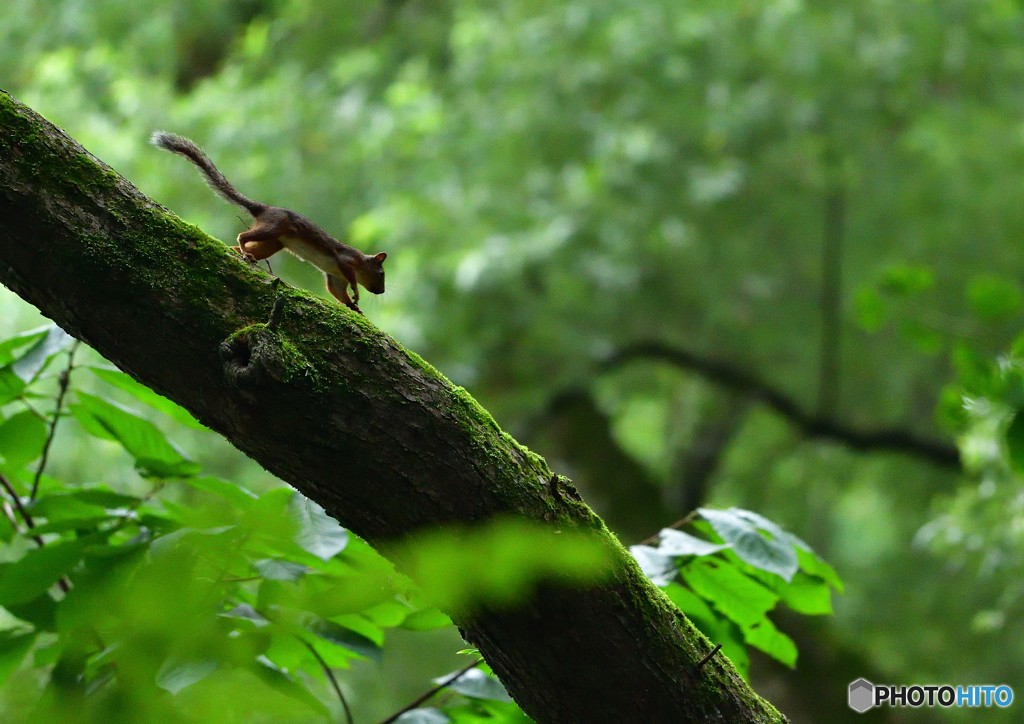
849, 678, 874, 713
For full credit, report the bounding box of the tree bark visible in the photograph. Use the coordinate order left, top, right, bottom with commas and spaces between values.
0, 92, 785, 723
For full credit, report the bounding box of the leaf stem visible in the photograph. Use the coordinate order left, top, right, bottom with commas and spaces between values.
31, 340, 80, 500
0, 470, 70, 592
637, 511, 698, 547
379, 659, 483, 724
300, 638, 354, 724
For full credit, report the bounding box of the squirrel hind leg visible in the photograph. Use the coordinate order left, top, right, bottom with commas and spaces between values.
233, 238, 283, 261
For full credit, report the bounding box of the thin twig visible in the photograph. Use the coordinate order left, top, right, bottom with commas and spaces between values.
379, 660, 483, 724
31, 341, 80, 500
0, 471, 71, 592
637, 511, 698, 547
300, 638, 354, 724
694, 643, 722, 672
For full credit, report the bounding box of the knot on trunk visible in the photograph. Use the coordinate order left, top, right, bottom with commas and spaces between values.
220, 325, 288, 389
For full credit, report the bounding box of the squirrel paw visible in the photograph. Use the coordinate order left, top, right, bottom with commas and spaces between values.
345, 301, 364, 315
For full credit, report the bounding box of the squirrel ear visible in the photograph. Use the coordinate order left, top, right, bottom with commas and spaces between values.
374, 252, 387, 262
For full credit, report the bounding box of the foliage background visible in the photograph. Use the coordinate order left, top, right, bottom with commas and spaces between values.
3, 0, 1024, 721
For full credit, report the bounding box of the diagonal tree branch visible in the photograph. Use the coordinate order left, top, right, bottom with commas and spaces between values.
606, 342, 961, 470
0, 92, 785, 723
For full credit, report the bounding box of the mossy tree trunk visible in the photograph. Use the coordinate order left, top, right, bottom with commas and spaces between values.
0, 92, 786, 724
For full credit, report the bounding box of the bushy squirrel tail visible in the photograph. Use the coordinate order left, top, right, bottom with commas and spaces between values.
151, 132, 267, 217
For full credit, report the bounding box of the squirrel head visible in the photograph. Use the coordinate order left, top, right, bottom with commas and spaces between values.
357, 252, 388, 294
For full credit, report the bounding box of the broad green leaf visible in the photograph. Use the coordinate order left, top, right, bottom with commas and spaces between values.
663, 583, 717, 625
0, 410, 47, 469
69, 487, 142, 508
698, 508, 798, 581
854, 286, 888, 332
28, 515, 118, 536
70, 403, 117, 441
0, 631, 36, 687
0, 538, 87, 606
88, 367, 207, 430
0, 514, 13, 543
290, 494, 349, 561
220, 604, 270, 628
0, 327, 47, 367
394, 709, 450, 724
71, 392, 199, 478
796, 548, 844, 594
185, 477, 258, 507
680, 558, 778, 628
0, 370, 25, 408
304, 614, 382, 662
362, 599, 413, 627
253, 559, 308, 582
249, 657, 330, 715
741, 616, 797, 668
656, 528, 730, 557
155, 658, 219, 694
400, 607, 453, 631
437, 667, 512, 702
774, 571, 833, 615
29, 493, 109, 521
879, 264, 934, 296
629, 545, 676, 586
967, 274, 1023, 320
10, 326, 73, 384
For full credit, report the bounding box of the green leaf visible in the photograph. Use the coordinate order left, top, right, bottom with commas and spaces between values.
290, 494, 349, 561
400, 607, 453, 631
71, 392, 199, 478
741, 616, 797, 667
248, 657, 330, 715
28, 516, 118, 536
253, 559, 308, 582
0, 514, 13, 543
774, 571, 833, 614
0, 370, 25, 408
436, 667, 512, 702
0, 538, 87, 606
879, 264, 934, 296
967, 274, 1023, 321
663, 582, 717, 624
10, 326, 73, 384
0, 411, 47, 469
854, 287, 888, 332
69, 487, 142, 509
680, 558, 778, 628
656, 528, 730, 557
184, 476, 258, 507
29, 493, 109, 521
0, 327, 47, 367
393, 709, 450, 724
0, 631, 36, 687
795, 548, 844, 594
220, 604, 270, 628
155, 658, 219, 694
362, 600, 413, 627
304, 614, 382, 662
698, 508, 798, 581
88, 367, 207, 430
630, 545, 676, 586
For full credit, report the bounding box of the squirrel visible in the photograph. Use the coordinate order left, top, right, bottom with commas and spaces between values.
151, 131, 386, 314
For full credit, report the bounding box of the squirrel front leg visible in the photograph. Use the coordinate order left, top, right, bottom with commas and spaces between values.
325, 274, 362, 314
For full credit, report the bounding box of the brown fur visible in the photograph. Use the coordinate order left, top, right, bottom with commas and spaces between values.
152, 131, 387, 313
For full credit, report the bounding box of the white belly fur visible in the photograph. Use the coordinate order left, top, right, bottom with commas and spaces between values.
281, 236, 342, 277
